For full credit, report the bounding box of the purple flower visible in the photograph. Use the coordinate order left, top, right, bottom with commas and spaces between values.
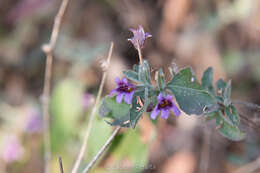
128, 25, 152, 50
82, 93, 94, 110
110, 77, 135, 104
150, 93, 181, 120
25, 109, 42, 133
1, 135, 24, 163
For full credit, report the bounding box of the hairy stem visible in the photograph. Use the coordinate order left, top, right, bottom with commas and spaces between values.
82, 126, 121, 173
41, 0, 71, 172
71, 42, 114, 173
137, 45, 143, 65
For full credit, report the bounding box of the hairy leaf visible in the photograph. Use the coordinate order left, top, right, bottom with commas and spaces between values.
202, 67, 215, 96
216, 111, 245, 141
99, 96, 131, 127
167, 67, 218, 115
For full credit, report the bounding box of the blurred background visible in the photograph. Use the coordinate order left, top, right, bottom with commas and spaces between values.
0, 0, 260, 172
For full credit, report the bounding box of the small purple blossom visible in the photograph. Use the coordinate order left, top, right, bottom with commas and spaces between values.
110, 77, 135, 104
25, 109, 42, 133
82, 93, 94, 110
128, 25, 152, 50
150, 93, 181, 120
1, 135, 24, 163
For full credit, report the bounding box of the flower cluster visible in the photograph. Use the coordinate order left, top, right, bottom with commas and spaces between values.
109, 77, 181, 120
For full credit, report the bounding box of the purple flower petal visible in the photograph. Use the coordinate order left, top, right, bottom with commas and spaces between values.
145, 32, 152, 38
157, 93, 164, 101
116, 93, 124, 103
128, 25, 152, 50
166, 95, 173, 100
115, 77, 121, 84
171, 104, 181, 116
150, 106, 160, 120
124, 91, 134, 104
109, 89, 117, 96
122, 78, 128, 84
161, 109, 169, 119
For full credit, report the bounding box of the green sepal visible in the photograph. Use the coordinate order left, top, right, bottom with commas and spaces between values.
156, 68, 166, 92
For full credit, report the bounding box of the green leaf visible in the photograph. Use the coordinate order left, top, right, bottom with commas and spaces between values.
129, 88, 147, 128
167, 67, 218, 115
111, 130, 149, 172
216, 111, 245, 141
138, 60, 152, 85
224, 105, 240, 126
202, 67, 215, 95
50, 79, 84, 152
99, 96, 131, 127
86, 116, 113, 162
223, 80, 232, 106
156, 68, 166, 92
123, 70, 140, 82
217, 78, 227, 91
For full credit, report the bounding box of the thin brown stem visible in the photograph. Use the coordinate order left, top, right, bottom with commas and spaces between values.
41, 0, 71, 173
82, 126, 121, 173
71, 42, 114, 173
137, 45, 143, 65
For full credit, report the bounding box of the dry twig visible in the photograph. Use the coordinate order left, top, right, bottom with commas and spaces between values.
82, 126, 121, 173
234, 157, 260, 173
58, 156, 64, 173
71, 42, 114, 173
41, 0, 71, 172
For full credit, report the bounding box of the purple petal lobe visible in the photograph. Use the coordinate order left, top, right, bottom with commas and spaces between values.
166, 95, 173, 100
145, 33, 152, 38
150, 106, 160, 120
157, 93, 164, 101
171, 103, 181, 116
124, 91, 134, 104
161, 109, 169, 119
122, 78, 128, 83
115, 77, 121, 84
109, 89, 117, 96
116, 93, 124, 103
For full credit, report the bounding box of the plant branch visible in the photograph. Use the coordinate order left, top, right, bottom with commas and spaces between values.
41, 0, 71, 173
82, 126, 121, 173
234, 157, 260, 173
71, 42, 114, 173
58, 156, 64, 173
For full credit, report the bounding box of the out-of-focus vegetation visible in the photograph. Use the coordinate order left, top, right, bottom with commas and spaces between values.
0, 0, 260, 173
